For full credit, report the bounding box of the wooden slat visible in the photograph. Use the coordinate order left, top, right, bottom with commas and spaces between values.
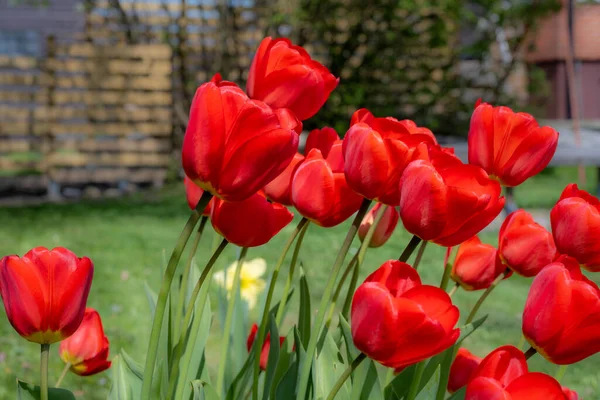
93, 0, 221, 12
33, 107, 172, 122
55, 43, 171, 59
39, 75, 171, 91
0, 157, 42, 171
49, 152, 171, 167
0, 55, 38, 70
0, 138, 33, 152
49, 167, 167, 184
0, 72, 38, 86
45, 59, 171, 75
0, 121, 171, 136
0, 90, 172, 106
52, 137, 171, 152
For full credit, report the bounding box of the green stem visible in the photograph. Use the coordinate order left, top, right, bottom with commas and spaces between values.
524, 347, 537, 360
555, 365, 568, 382
325, 353, 366, 400
40, 344, 49, 400
275, 220, 310, 326
216, 247, 249, 394
297, 198, 371, 400
406, 361, 426, 400
448, 282, 460, 297
55, 362, 70, 388
140, 192, 211, 399
440, 263, 452, 291
465, 269, 508, 324
167, 238, 229, 398
252, 217, 309, 400
399, 235, 422, 262
385, 368, 395, 385
325, 254, 358, 329
173, 216, 208, 342
341, 256, 360, 319
412, 241, 428, 270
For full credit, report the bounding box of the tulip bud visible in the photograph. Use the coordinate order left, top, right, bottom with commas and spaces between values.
246, 323, 285, 370
59, 308, 111, 376
451, 236, 508, 291
358, 203, 399, 248
447, 348, 481, 393
184, 175, 213, 215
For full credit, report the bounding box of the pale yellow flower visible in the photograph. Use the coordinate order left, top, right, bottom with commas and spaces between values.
213, 258, 267, 309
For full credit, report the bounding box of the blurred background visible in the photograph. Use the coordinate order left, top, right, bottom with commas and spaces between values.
0, 0, 599, 398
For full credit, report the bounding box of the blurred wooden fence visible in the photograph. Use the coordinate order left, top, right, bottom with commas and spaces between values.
0, 35, 172, 198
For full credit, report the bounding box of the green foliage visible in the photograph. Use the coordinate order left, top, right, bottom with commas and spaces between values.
16, 381, 75, 400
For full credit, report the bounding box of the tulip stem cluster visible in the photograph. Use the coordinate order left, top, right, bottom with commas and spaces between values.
141, 192, 212, 399
40, 343, 50, 400
55, 362, 71, 388
325, 352, 367, 400
412, 240, 428, 270
252, 217, 310, 400
465, 269, 509, 324
217, 247, 249, 394
297, 198, 372, 400
399, 235, 422, 262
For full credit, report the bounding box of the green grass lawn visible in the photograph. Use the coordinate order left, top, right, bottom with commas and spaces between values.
0, 166, 598, 399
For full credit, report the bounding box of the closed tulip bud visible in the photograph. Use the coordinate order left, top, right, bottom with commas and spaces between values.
351, 260, 459, 370
247, 323, 285, 370
358, 203, 399, 248
292, 137, 363, 227
343, 108, 437, 205
522, 255, 600, 364
399, 158, 505, 247
448, 348, 482, 393
451, 236, 508, 291
211, 191, 293, 247
184, 175, 213, 215
246, 37, 338, 121
182, 74, 299, 202
550, 184, 600, 272
0, 247, 93, 344
59, 308, 111, 376
562, 386, 578, 400
498, 209, 557, 277
468, 101, 558, 187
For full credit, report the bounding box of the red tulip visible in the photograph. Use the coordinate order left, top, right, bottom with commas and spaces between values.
182, 73, 300, 202
351, 260, 459, 369
467, 101, 558, 187
291, 137, 363, 227
522, 255, 600, 364
448, 348, 482, 393
451, 236, 507, 291
0, 247, 93, 344
211, 191, 294, 247
246, 37, 338, 121
184, 175, 213, 215
467, 372, 565, 400
264, 127, 339, 205
342, 108, 438, 205
550, 184, 600, 272
562, 386, 578, 400
469, 345, 527, 389
247, 323, 285, 370
498, 209, 557, 277
59, 308, 111, 376
358, 203, 399, 248
399, 158, 505, 246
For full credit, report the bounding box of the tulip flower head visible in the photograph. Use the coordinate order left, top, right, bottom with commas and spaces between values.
182, 74, 300, 202
351, 260, 459, 370
184, 175, 212, 215
246, 323, 285, 370
468, 100, 559, 187
358, 203, 399, 248
0, 247, 94, 344
343, 108, 437, 205
246, 37, 339, 121
465, 345, 565, 399
522, 255, 600, 365
451, 236, 507, 291
214, 258, 267, 309
292, 129, 363, 227
448, 348, 482, 393
399, 157, 505, 247
59, 308, 111, 376
562, 386, 578, 400
550, 184, 600, 272
499, 209, 557, 277
211, 191, 294, 247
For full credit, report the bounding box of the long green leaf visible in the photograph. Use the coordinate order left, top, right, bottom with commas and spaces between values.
298, 273, 312, 348
17, 380, 75, 400
190, 380, 220, 400
262, 315, 281, 400
108, 354, 143, 400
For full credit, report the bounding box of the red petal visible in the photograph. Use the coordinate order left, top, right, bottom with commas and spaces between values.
505, 372, 565, 399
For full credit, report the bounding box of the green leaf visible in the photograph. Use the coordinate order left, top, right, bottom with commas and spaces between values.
457, 315, 487, 345
143, 282, 169, 398
385, 365, 416, 400
298, 273, 312, 348
447, 386, 466, 400
338, 315, 359, 361
314, 331, 349, 400
144, 282, 157, 316
224, 351, 255, 400
262, 315, 281, 400
190, 380, 220, 400
16, 380, 75, 400
108, 353, 143, 400
352, 360, 384, 400
415, 365, 441, 400
269, 332, 295, 399
275, 327, 306, 399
